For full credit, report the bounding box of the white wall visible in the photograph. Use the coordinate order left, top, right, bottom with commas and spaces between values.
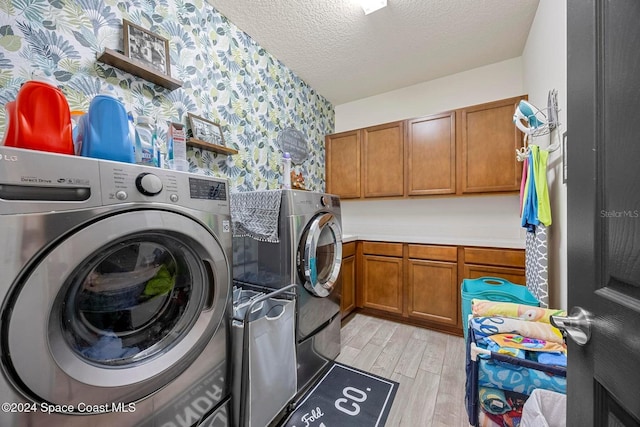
334, 57, 527, 250
335, 57, 524, 132
522, 0, 567, 309
341, 196, 525, 248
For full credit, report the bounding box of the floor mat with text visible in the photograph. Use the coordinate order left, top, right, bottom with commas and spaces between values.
281, 363, 398, 427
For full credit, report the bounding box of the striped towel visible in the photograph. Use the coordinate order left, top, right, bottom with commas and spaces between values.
230, 189, 282, 243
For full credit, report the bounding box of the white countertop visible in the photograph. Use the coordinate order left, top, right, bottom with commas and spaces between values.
341, 233, 525, 249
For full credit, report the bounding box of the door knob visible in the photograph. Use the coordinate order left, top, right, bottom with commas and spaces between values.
550, 306, 592, 346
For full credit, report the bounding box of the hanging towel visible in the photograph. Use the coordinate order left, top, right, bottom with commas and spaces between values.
522, 145, 552, 231
230, 190, 282, 243
521, 149, 539, 231
519, 156, 529, 216
533, 146, 552, 226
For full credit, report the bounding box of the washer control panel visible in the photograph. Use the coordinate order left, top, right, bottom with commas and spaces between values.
135, 173, 163, 196
99, 162, 227, 210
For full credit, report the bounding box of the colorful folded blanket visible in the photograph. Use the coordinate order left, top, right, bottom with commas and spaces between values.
470, 316, 565, 344
479, 358, 566, 395
472, 299, 566, 324
488, 334, 566, 353
537, 352, 567, 367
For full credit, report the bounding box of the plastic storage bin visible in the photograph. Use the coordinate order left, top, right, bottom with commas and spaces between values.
461, 277, 539, 340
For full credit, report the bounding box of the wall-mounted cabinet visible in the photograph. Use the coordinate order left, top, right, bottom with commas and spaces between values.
362, 121, 404, 198
405, 111, 456, 195
325, 130, 361, 198
325, 95, 525, 200
458, 96, 524, 193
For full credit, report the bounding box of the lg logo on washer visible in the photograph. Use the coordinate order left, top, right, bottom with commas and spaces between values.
1, 154, 18, 162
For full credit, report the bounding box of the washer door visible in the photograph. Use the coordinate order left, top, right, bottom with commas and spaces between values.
4, 210, 229, 409
299, 212, 342, 297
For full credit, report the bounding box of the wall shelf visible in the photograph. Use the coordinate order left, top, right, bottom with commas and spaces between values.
187, 138, 238, 155
97, 48, 183, 91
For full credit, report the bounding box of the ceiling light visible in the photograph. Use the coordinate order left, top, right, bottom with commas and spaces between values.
361, 0, 387, 15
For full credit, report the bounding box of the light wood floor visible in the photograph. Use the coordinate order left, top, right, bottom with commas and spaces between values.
337, 314, 471, 427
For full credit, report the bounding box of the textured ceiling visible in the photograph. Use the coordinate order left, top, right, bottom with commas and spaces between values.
207, 0, 540, 105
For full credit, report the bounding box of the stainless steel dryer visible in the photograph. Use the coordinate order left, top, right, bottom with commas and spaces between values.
0, 146, 232, 427
233, 190, 343, 393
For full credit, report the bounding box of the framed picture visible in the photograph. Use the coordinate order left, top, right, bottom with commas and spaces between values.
188, 113, 225, 146
123, 19, 170, 76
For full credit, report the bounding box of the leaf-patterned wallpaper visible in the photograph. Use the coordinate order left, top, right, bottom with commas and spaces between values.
0, 0, 334, 192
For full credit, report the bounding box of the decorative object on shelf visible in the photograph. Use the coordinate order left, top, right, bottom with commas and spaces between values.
123, 19, 171, 77
277, 127, 308, 164
96, 49, 182, 90
186, 138, 238, 155
185, 113, 237, 155
291, 171, 306, 190
188, 113, 225, 146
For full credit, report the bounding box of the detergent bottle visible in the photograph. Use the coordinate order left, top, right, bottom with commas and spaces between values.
80, 94, 134, 163
282, 152, 292, 189
135, 116, 157, 167
2, 79, 74, 155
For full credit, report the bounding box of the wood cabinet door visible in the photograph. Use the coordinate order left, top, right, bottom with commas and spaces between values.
407, 259, 458, 326
340, 255, 356, 318
458, 96, 524, 193
362, 254, 403, 314
463, 264, 525, 286
362, 121, 404, 197
406, 112, 456, 195
325, 130, 361, 198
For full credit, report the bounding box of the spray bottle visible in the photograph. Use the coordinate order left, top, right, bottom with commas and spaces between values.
282, 152, 292, 189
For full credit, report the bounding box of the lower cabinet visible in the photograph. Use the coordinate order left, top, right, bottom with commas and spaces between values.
361, 242, 403, 314
462, 247, 526, 286
340, 242, 356, 318
407, 245, 458, 326
354, 241, 525, 336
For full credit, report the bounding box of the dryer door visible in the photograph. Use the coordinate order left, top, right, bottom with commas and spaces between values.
3, 210, 229, 409
299, 212, 343, 297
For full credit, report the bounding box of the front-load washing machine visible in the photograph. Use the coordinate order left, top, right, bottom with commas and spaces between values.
233, 190, 343, 393
0, 146, 232, 427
